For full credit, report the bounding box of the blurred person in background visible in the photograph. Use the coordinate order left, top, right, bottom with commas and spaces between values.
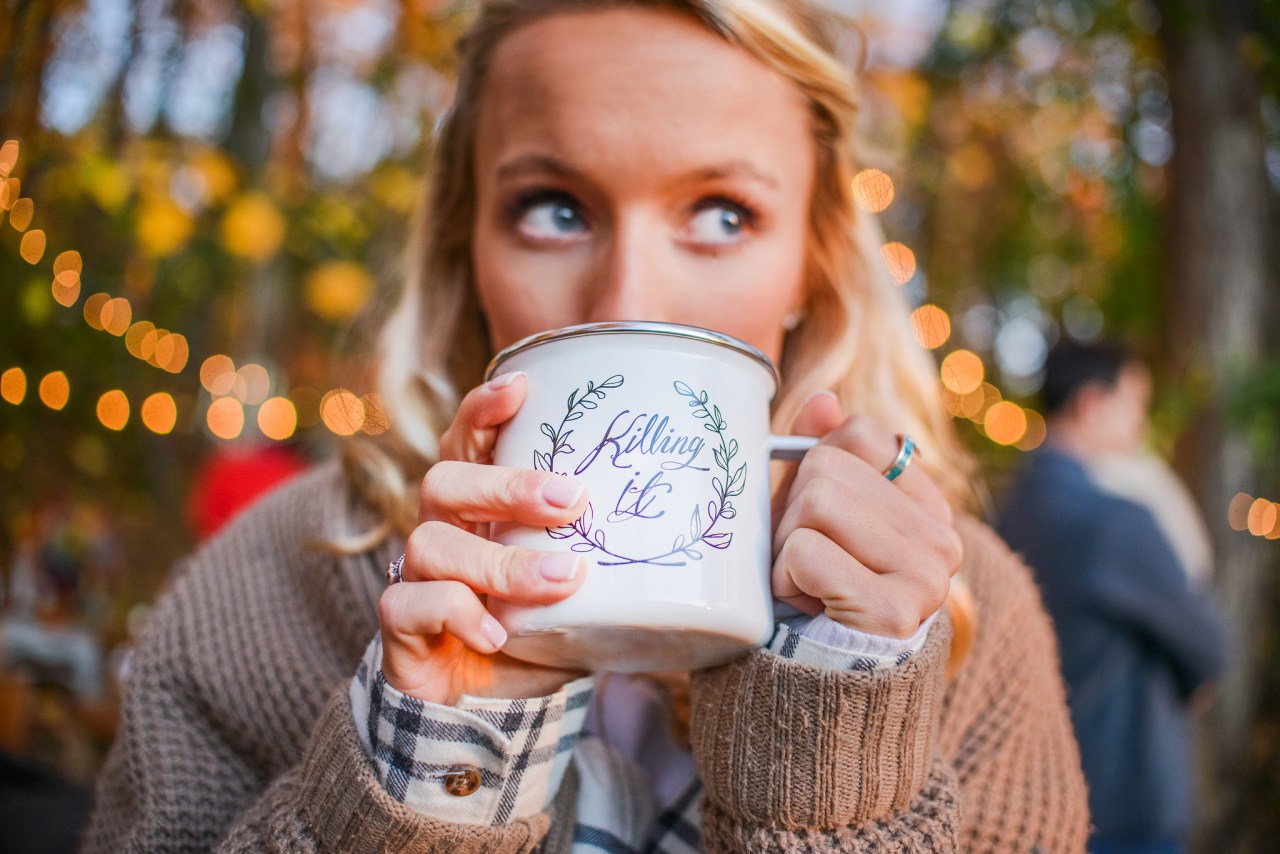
998, 338, 1226, 854
81, 0, 1091, 850
1087, 445, 1214, 590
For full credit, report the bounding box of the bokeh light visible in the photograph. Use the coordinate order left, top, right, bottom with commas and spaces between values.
221, 193, 286, 261
140, 328, 165, 363
852, 168, 895, 213
9, 197, 33, 230
1, 368, 27, 405
53, 249, 82, 276
141, 393, 178, 434
320, 389, 365, 436
258, 396, 298, 441
943, 386, 985, 419
52, 270, 81, 306
1228, 492, 1254, 531
200, 355, 236, 395
19, 229, 46, 263
126, 321, 157, 359
100, 297, 132, 335
97, 390, 130, 430
234, 363, 271, 405
83, 293, 110, 330
0, 177, 19, 210
136, 197, 194, 257
206, 397, 245, 440
306, 261, 373, 322
911, 304, 951, 349
0, 140, 18, 177
360, 393, 389, 435
154, 333, 190, 373
969, 382, 1003, 423
38, 372, 69, 410
940, 349, 984, 394
1015, 409, 1047, 451
881, 242, 917, 285
1248, 498, 1278, 538
984, 401, 1028, 445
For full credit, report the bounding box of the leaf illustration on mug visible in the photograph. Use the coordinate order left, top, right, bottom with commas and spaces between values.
535, 374, 625, 472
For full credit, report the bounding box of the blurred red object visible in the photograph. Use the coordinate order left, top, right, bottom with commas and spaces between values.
188, 445, 309, 540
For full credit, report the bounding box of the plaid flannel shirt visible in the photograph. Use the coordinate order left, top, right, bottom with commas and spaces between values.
349, 612, 934, 851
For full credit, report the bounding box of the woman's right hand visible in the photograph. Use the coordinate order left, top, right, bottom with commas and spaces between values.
377, 371, 590, 706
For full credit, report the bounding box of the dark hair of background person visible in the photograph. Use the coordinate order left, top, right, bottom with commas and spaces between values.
1040, 338, 1135, 416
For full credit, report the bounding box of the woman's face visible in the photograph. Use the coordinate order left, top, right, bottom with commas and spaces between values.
471, 7, 815, 363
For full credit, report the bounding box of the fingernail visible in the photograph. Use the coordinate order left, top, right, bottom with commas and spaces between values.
480, 614, 508, 649
804, 390, 839, 406
538, 553, 581, 582
541, 478, 586, 508
487, 371, 524, 390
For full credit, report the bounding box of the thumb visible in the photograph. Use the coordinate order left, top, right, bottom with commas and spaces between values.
790, 390, 845, 438
772, 391, 844, 528
439, 372, 528, 463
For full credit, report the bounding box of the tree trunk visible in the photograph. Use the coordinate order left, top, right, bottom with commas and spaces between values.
1157, 2, 1276, 850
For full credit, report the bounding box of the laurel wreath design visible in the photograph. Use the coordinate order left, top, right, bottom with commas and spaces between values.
536, 377, 744, 567
532, 374, 625, 474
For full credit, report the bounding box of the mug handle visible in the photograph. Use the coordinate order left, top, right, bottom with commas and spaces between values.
768, 434, 819, 461
767, 434, 818, 621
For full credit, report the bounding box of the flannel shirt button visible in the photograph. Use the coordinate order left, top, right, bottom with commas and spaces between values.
442, 765, 482, 797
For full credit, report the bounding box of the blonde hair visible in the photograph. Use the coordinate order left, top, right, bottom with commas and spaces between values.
341, 0, 976, 546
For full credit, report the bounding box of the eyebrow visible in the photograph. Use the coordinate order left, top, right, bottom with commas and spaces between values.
494, 154, 780, 190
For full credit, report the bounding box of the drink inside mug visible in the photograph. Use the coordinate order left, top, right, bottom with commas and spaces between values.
485, 321, 814, 672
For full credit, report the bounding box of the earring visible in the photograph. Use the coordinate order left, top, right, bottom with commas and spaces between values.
782, 310, 805, 331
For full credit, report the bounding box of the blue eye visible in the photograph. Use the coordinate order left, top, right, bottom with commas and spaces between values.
512, 193, 588, 240
685, 201, 753, 245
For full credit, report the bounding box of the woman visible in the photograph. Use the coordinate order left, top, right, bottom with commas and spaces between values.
82, 0, 1089, 850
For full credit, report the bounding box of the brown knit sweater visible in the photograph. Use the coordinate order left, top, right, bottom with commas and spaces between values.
81, 462, 1088, 852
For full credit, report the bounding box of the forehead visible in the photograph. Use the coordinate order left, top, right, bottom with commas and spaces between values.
476, 8, 813, 178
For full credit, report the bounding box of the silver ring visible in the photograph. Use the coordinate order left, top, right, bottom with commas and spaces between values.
387, 553, 405, 585
883, 434, 916, 482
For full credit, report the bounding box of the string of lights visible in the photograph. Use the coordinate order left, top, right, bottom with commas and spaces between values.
4, 142, 1268, 537
1, 138, 389, 442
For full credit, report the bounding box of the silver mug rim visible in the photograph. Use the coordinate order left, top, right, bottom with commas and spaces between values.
484, 321, 781, 396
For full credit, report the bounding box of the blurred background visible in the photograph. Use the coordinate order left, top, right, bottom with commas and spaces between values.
0, 0, 1276, 849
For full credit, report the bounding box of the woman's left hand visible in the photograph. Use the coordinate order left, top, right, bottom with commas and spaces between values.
771, 392, 963, 638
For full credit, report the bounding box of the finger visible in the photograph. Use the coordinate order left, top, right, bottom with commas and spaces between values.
379, 579, 507, 656
776, 450, 963, 581
773, 458, 918, 561
772, 390, 846, 528
773, 527, 945, 638
420, 461, 587, 527
403, 521, 587, 604
817, 415, 952, 526
438, 372, 527, 464
779, 443, 943, 546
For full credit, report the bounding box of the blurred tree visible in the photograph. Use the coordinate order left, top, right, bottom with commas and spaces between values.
1154, 1, 1280, 849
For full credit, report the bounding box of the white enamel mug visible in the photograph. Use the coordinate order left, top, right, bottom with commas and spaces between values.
485, 321, 814, 673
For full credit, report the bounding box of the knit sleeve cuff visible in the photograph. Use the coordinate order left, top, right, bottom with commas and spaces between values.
690, 611, 953, 828
296, 690, 556, 853
347, 636, 594, 826
770, 611, 939, 671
